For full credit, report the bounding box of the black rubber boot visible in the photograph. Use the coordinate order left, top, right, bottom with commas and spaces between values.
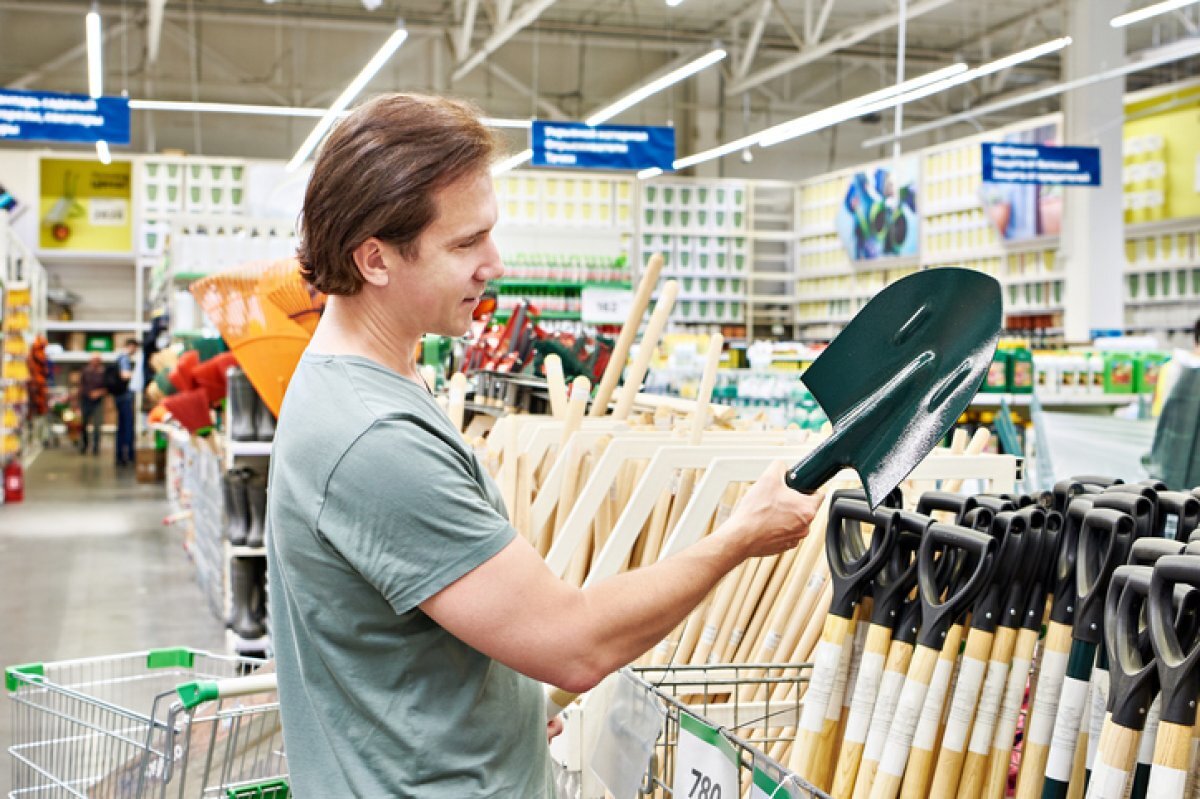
254, 393, 276, 442
244, 470, 267, 549
223, 469, 250, 546
228, 556, 267, 640
226, 366, 258, 441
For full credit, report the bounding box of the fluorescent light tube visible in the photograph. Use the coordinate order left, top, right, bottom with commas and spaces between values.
637, 167, 664, 180
286, 27, 409, 172
128, 99, 532, 130
1111, 0, 1200, 27
96, 140, 111, 164
585, 49, 726, 126
86, 7, 102, 98
756, 62, 967, 147
492, 149, 532, 176
758, 37, 1069, 149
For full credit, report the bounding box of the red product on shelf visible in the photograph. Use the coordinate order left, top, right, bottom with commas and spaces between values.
4, 459, 24, 503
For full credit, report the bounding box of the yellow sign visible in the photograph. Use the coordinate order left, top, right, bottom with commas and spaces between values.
38, 158, 133, 252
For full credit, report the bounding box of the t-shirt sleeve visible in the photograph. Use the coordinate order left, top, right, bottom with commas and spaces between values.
317, 417, 516, 614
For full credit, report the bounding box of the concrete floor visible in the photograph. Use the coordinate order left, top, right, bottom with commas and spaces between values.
0, 443, 226, 797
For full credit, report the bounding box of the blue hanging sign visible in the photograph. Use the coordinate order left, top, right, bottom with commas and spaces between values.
981, 142, 1100, 186
532, 121, 675, 171
0, 89, 131, 146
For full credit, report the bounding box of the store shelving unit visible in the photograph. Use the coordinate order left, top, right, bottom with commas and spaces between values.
1121, 217, 1200, 345
0, 214, 48, 465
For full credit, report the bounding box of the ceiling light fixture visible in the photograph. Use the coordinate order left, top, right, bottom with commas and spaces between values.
86, 4, 103, 98
492, 148, 533, 176
637, 167, 664, 180
96, 140, 112, 164
585, 48, 726, 126
128, 99, 532, 130
1111, 0, 1200, 27
286, 24, 409, 172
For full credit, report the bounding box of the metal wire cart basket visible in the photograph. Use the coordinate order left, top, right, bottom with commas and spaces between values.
5, 648, 286, 799
620, 663, 831, 799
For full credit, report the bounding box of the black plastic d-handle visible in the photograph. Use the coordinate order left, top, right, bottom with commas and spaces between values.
1000, 506, 1045, 626
1053, 479, 1085, 514
1147, 555, 1200, 726
915, 523, 996, 649
1104, 565, 1160, 729
825, 498, 898, 618
916, 490, 980, 526
1128, 538, 1186, 567
869, 511, 928, 628
972, 511, 1028, 634
1022, 510, 1063, 631
1072, 474, 1125, 489
1093, 492, 1156, 541
1049, 497, 1093, 626
1075, 508, 1136, 644
1158, 491, 1200, 541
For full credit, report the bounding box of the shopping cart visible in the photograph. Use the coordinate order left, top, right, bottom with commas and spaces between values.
5, 648, 286, 798
625, 663, 831, 799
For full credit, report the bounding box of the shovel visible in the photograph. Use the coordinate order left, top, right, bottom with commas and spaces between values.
1145, 555, 1200, 799
1157, 491, 1200, 541
1040, 508, 1136, 799
785, 268, 1001, 508
1015, 496, 1094, 799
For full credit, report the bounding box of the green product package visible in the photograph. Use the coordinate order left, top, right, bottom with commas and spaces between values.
1007, 348, 1034, 394
1104, 352, 1137, 394
1136, 352, 1170, 395
981, 349, 1010, 393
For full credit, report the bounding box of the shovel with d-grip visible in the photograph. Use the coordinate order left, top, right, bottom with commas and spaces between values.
920, 510, 1028, 798
984, 509, 1063, 799
1014, 497, 1093, 799
788, 498, 898, 791
1039, 508, 1136, 799
958, 506, 1048, 799
832, 511, 924, 799
1145, 554, 1200, 799
866, 523, 997, 799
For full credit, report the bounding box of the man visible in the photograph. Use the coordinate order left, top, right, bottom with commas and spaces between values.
267, 94, 822, 797
77, 354, 106, 456
1146, 317, 1200, 488
113, 338, 138, 466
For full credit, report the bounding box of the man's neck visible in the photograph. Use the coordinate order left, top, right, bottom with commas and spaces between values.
308, 294, 423, 381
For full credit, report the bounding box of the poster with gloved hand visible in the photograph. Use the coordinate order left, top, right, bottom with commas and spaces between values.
835, 158, 919, 261
38, 157, 132, 253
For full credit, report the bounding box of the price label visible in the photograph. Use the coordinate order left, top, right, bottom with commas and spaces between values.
750, 766, 797, 799
673, 712, 739, 799
582, 286, 634, 324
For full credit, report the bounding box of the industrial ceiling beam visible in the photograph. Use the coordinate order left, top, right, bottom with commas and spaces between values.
5, 14, 135, 89
452, 0, 559, 81
737, 0, 773, 80
456, 0, 480, 59
483, 60, 570, 119
726, 0, 958, 96
160, 21, 292, 106
808, 0, 837, 45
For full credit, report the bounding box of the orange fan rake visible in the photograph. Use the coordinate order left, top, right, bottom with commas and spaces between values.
189, 258, 325, 417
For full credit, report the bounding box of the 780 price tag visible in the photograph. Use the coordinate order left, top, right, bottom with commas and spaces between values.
672, 712, 739, 799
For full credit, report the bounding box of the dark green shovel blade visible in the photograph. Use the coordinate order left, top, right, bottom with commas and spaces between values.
787, 267, 1001, 508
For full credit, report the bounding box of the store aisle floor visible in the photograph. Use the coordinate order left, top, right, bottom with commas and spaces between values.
0, 444, 226, 797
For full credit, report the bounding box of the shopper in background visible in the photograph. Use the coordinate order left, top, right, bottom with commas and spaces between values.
111, 338, 139, 467
267, 93, 823, 798
77, 354, 106, 456
1146, 317, 1200, 488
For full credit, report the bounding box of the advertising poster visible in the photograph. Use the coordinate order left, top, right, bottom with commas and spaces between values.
978, 122, 1062, 241
835, 158, 920, 261
38, 157, 133, 252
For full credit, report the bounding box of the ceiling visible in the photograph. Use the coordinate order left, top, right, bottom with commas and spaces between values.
2, 0, 1200, 178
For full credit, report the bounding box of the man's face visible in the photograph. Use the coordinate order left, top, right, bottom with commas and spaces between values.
381, 169, 504, 338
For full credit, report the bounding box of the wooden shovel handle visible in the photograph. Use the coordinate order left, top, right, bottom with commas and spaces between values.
613, 280, 679, 421
589, 253, 664, 416
543, 354, 568, 420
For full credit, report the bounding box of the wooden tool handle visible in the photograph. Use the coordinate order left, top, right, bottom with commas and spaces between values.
613, 280, 678, 421
1146, 721, 1192, 798
943, 426, 992, 494
590, 253, 664, 416
689, 334, 724, 444
447, 372, 468, 433
1087, 720, 1138, 799
543, 354, 568, 420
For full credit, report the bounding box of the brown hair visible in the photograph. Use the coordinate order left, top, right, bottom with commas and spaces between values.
297, 93, 500, 295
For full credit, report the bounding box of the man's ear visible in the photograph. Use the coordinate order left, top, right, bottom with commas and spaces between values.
351, 237, 393, 288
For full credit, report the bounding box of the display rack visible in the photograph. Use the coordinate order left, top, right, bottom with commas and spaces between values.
0, 213, 48, 466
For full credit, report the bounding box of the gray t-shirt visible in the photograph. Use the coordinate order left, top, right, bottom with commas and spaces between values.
266, 352, 555, 797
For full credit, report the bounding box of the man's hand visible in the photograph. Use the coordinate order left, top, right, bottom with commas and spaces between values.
717, 460, 823, 559
547, 714, 564, 743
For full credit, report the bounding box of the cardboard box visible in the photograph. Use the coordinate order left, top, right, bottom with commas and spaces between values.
135, 447, 165, 483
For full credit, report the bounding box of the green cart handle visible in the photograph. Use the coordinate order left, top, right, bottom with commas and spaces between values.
176, 673, 277, 710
